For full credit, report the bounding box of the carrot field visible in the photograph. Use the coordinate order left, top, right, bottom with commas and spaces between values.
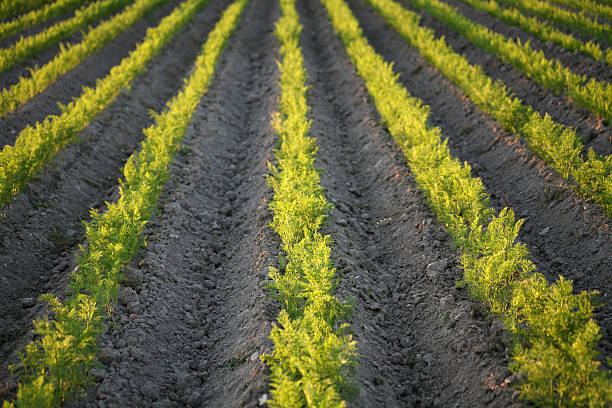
0, 0, 610, 406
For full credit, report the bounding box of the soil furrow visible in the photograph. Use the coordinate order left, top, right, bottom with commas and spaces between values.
0, 0, 233, 396
347, 0, 612, 363
75, 0, 280, 405
396, 0, 612, 158
299, 0, 520, 406
0, 0, 182, 147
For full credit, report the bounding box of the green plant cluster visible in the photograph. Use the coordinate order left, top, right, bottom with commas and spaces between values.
593, 0, 612, 7
0, 0, 210, 208
379, 0, 612, 215
0, 0, 55, 19
321, 0, 612, 405
0, 0, 165, 116
499, 0, 612, 46
458, 0, 612, 66
553, 0, 612, 23
262, 0, 357, 405
0, 0, 135, 75
405, 0, 612, 125
0, 0, 87, 41
2, 0, 247, 405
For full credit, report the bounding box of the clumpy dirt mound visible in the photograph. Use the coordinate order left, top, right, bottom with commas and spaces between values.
72, 0, 281, 405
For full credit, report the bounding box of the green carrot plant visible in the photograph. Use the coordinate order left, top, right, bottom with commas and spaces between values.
261, 0, 358, 405
0, 0, 166, 115
498, 0, 612, 46
321, 0, 612, 404
0, 0, 56, 19
404, 0, 612, 124
366, 0, 612, 216
0, 0, 134, 74
552, 0, 612, 22
457, 0, 612, 67
0, 0, 211, 208
0, 0, 89, 41
2, 0, 248, 405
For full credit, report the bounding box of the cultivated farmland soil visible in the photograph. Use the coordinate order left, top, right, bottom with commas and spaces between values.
0, 0, 610, 405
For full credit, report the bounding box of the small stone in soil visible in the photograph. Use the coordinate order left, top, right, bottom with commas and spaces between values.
141, 382, 160, 401
125, 266, 143, 288
538, 226, 551, 236
99, 347, 120, 364
20, 297, 35, 308
426, 258, 448, 279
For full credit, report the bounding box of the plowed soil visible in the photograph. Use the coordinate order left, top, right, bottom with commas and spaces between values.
0, 0, 609, 406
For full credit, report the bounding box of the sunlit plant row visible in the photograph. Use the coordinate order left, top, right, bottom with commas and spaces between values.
2, 0, 248, 405
0, 0, 134, 75
263, 0, 357, 405
378, 0, 612, 216
0, 0, 87, 41
322, 0, 612, 405
0, 0, 210, 207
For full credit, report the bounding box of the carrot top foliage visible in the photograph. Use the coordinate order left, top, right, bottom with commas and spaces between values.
323, 0, 612, 404
262, 0, 357, 405
365, 0, 612, 216
2, 0, 248, 405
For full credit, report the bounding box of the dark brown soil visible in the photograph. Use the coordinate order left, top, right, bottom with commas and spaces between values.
0, 0, 610, 405
0, 0, 182, 147
349, 0, 611, 363
0, 0, 232, 398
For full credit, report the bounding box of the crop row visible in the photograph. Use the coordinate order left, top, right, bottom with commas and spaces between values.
406, 0, 612, 125
262, 0, 357, 404
0, 0, 134, 75
2, 0, 248, 405
0, 0, 166, 117
498, 0, 612, 46
0, 0, 88, 41
457, 0, 612, 66
0, 0, 55, 20
321, 0, 611, 405
553, 0, 612, 22
0, 0, 210, 207
393, 0, 612, 216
